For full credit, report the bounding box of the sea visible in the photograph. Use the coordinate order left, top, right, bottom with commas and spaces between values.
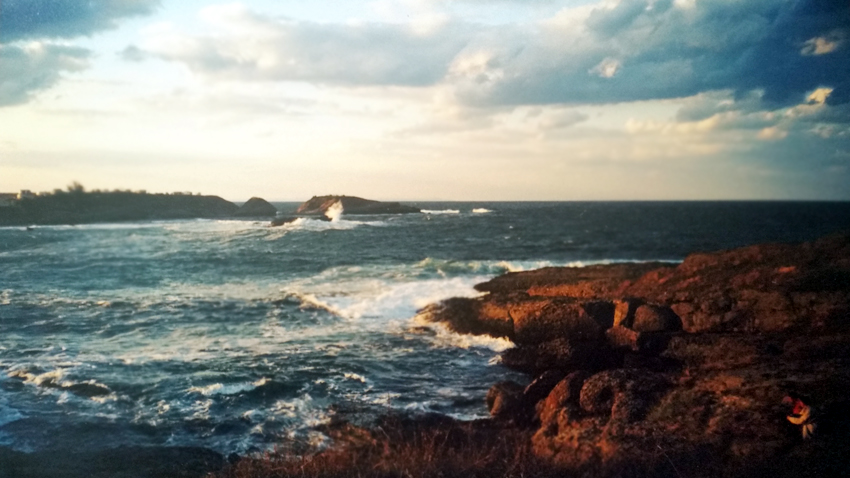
1, 201, 849, 455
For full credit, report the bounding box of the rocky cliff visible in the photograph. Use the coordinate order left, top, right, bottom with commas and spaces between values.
420, 234, 850, 477
296, 195, 420, 215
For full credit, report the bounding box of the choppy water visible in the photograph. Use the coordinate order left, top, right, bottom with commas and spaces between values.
1, 201, 848, 454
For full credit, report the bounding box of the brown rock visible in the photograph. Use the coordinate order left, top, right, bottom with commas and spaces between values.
510, 298, 607, 345
605, 326, 641, 352
523, 370, 568, 406
500, 337, 611, 375
632, 304, 682, 332
417, 297, 514, 339
536, 371, 591, 425
612, 299, 641, 327
486, 381, 525, 420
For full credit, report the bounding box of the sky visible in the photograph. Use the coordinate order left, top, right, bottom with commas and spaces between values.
1, 0, 848, 201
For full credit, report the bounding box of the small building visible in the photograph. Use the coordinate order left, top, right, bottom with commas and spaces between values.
0, 193, 18, 207
17, 190, 35, 200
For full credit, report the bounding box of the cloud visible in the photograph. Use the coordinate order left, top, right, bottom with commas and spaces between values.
131, 1, 848, 113
0, 0, 160, 107
140, 4, 472, 86
0, 0, 160, 42
452, 0, 850, 107
0, 43, 90, 106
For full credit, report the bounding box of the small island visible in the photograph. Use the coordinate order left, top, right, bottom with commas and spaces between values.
0, 185, 239, 226
296, 195, 420, 215
271, 195, 421, 226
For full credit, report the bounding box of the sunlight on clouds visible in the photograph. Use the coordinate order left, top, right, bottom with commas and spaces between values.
807, 88, 833, 105
801, 34, 843, 56
757, 126, 788, 141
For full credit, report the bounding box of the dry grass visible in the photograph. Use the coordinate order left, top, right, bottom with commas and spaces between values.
213, 417, 563, 478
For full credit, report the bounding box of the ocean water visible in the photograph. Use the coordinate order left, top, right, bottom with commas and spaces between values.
1, 201, 849, 454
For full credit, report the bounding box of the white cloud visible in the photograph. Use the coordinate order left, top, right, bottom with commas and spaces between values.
589, 57, 620, 78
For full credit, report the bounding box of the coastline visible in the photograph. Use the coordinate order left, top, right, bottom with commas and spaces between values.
3, 233, 849, 477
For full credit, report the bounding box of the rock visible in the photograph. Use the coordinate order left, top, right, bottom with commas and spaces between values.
536, 371, 591, 425
501, 337, 613, 375
632, 304, 682, 332
523, 370, 568, 406
474, 263, 673, 295
510, 298, 609, 345
605, 326, 641, 352
233, 197, 277, 217
486, 381, 526, 420
612, 299, 641, 327
270, 216, 300, 226
417, 297, 514, 340
295, 195, 420, 215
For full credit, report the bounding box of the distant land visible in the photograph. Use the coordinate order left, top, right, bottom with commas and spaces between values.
0, 187, 421, 226
296, 195, 421, 215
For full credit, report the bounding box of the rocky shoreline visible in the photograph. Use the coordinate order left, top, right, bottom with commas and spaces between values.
4, 234, 849, 477
417, 233, 850, 476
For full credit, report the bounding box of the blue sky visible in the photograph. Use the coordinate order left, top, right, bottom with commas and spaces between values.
1, 0, 848, 200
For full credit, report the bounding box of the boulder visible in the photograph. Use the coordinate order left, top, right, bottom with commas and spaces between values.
632, 304, 682, 332
234, 197, 277, 217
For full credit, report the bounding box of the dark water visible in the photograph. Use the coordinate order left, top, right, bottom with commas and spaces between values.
0, 201, 848, 454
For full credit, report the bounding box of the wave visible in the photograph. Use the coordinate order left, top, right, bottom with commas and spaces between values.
409, 315, 514, 352
472, 208, 492, 214
421, 209, 460, 215
7, 368, 112, 399
268, 217, 385, 235
187, 378, 270, 397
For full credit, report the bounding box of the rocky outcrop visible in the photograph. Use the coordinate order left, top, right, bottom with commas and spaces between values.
296, 195, 420, 215
233, 197, 277, 217
422, 234, 850, 477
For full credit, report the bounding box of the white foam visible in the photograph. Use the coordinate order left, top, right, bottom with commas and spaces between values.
472, 208, 492, 214
343, 372, 368, 383
410, 315, 515, 352
187, 378, 268, 397
325, 201, 344, 222
422, 209, 460, 214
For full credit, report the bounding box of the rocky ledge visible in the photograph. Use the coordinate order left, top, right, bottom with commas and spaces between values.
296, 195, 420, 215
419, 233, 850, 477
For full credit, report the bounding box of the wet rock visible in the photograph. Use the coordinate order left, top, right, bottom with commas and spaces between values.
417, 296, 514, 339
